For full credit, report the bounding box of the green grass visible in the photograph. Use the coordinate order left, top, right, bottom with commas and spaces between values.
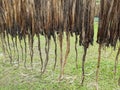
0, 22, 120, 90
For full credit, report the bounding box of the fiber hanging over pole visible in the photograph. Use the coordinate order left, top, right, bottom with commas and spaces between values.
0, 0, 95, 84
96, 0, 120, 88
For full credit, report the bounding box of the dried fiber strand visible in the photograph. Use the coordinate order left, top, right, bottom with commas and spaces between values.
75, 35, 78, 69
15, 36, 20, 66
81, 47, 87, 85
52, 34, 57, 71
19, 38, 24, 61
24, 36, 27, 68
114, 47, 120, 77
37, 34, 43, 72
59, 32, 63, 80
61, 32, 70, 79
42, 36, 50, 73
